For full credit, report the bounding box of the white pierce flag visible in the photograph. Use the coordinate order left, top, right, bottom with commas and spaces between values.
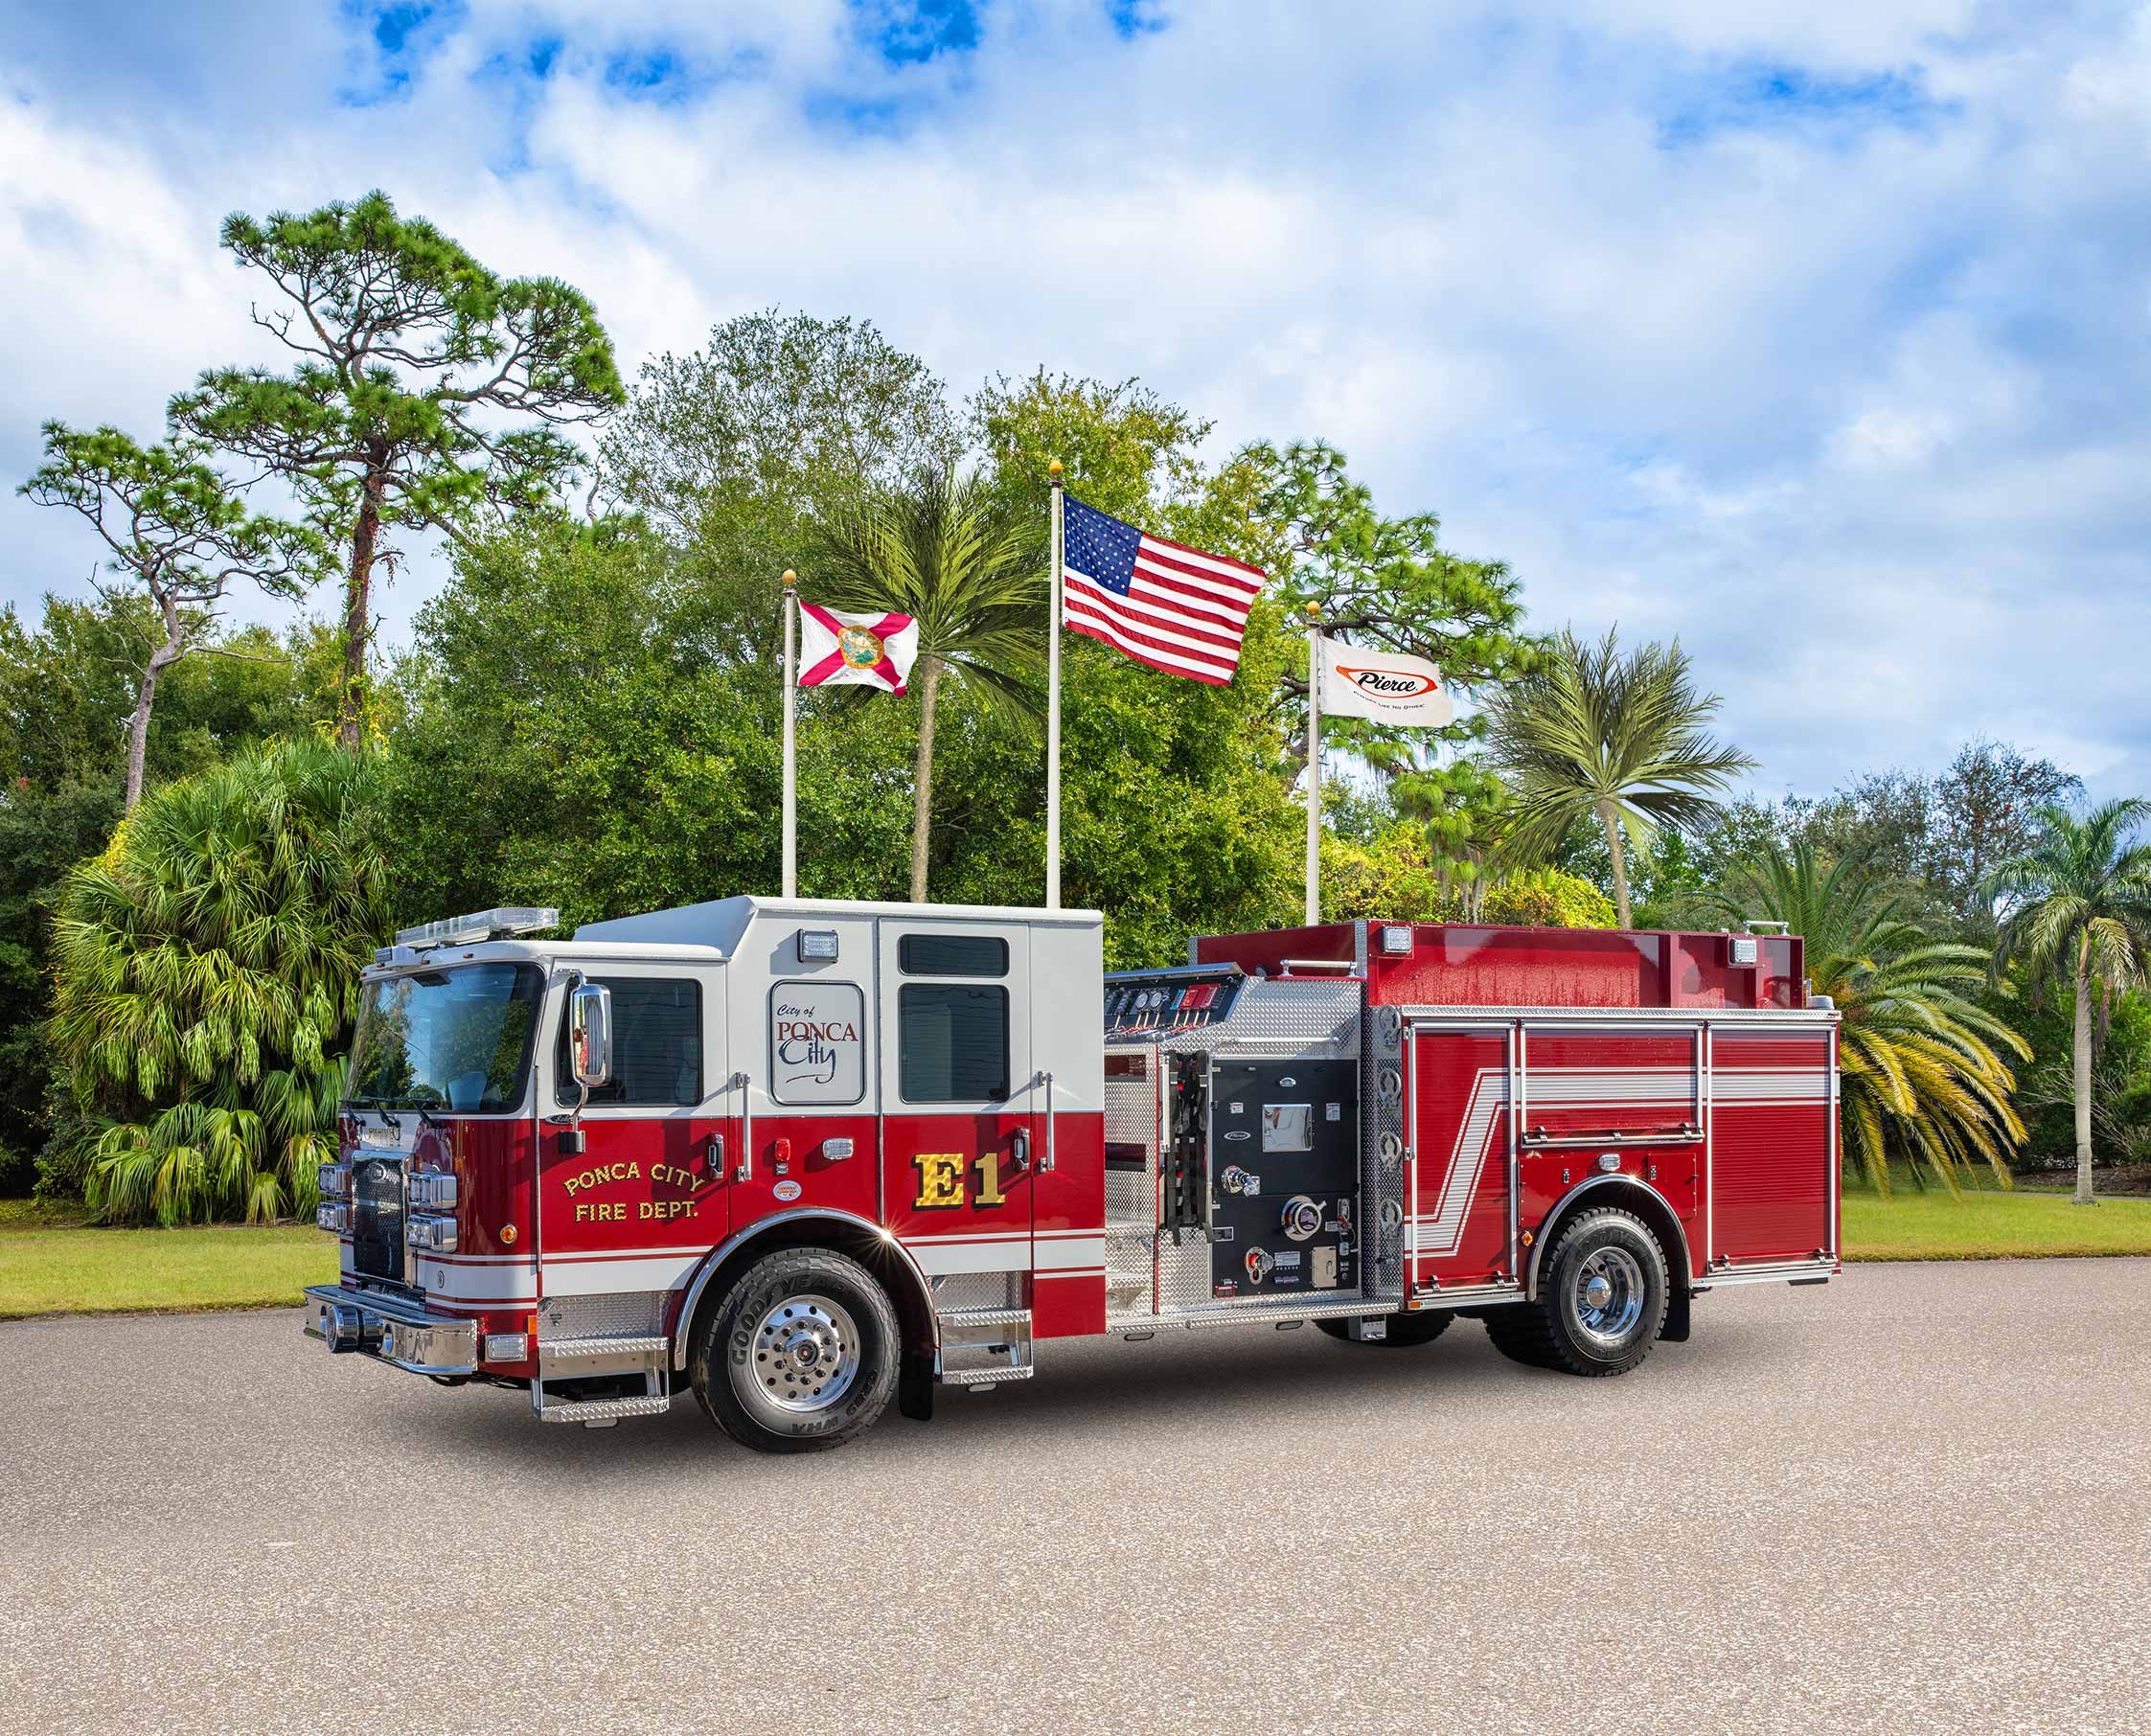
1316, 637, 1454, 727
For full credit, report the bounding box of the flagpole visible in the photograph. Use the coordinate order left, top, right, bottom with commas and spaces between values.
1046, 459, 1064, 910
1304, 602, 1322, 926
781, 569, 797, 900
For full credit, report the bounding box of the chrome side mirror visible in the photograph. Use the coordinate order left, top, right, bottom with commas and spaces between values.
569, 982, 613, 1089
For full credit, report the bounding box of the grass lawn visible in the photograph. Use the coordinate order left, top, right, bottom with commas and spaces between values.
1842, 1184, 2151, 1261
0, 1202, 337, 1319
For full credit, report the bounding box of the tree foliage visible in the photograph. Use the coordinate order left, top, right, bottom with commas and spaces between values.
1320, 826, 1613, 927
19, 423, 320, 808
48, 742, 391, 1223
1707, 840, 2027, 1195
1986, 800, 2151, 1202
604, 310, 957, 552
172, 190, 625, 747
812, 467, 1044, 901
1486, 627, 1755, 927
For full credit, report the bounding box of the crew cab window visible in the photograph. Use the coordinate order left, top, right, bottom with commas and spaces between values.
554, 976, 702, 1106
899, 984, 1009, 1103
899, 933, 1009, 977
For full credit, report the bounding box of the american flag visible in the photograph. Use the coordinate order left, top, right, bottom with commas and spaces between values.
1061, 493, 1265, 685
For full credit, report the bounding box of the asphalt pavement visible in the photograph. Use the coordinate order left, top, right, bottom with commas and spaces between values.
4, 1259, 2148, 1736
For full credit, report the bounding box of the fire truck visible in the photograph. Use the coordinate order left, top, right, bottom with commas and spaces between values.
304, 897, 1840, 1454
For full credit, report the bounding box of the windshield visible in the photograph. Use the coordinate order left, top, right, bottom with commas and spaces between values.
347, 963, 544, 1113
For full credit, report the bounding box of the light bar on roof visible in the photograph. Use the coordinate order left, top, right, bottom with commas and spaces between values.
395, 906, 560, 948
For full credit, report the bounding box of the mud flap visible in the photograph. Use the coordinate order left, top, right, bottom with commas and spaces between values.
898, 1353, 935, 1423
1659, 1283, 1692, 1343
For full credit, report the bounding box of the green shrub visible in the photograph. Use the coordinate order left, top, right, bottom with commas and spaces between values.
48, 742, 390, 1223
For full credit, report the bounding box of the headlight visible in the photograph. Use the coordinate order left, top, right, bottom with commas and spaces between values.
408, 1172, 459, 1210
317, 1163, 349, 1199
483, 1333, 529, 1362
408, 1214, 459, 1254
316, 1202, 349, 1234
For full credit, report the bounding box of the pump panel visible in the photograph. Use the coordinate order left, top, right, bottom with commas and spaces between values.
1206, 1059, 1360, 1297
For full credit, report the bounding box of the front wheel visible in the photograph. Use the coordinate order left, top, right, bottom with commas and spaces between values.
1484, 1208, 1669, 1377
689, 1248, 899, 1453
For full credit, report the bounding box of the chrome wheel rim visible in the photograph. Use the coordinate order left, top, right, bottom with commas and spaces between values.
740, 1293, 860, 1414
1570, 1246, 1647, 1348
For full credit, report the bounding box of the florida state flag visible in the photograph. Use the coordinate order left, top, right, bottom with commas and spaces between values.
797, 605, 920, 694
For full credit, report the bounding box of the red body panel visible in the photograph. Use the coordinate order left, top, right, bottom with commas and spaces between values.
1407, 1027, 1515, 1288
1196, 922, 1804, 1012
1709, 1027, 1835, 1262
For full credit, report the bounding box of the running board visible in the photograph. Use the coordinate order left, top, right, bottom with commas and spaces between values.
936, 1305, 1034, 1385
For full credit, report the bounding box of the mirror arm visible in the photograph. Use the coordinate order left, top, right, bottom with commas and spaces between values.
562, 969, 590, 1154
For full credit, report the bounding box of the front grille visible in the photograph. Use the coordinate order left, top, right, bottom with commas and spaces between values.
352, 1157, 406, 1281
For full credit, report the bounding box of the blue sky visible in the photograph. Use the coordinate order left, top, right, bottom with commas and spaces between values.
3, 0, 2148, 801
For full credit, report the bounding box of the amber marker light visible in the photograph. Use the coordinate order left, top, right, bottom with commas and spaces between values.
500, 1222, 518, 1245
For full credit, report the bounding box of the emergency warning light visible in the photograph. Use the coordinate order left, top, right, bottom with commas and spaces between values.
392, 907, 560, 950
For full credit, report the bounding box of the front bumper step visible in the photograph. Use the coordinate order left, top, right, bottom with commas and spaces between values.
304, 1286, 477, 1376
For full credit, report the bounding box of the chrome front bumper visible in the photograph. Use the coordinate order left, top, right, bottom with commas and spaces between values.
303, 1285, 478, 1376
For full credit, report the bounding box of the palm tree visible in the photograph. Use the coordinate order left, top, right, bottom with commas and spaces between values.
1985, 800, 2151, 1204
1706, 839, 2027, 1195
1484, 627, 1754, 927
812, 468, 1044, 902
48, 741, 390, 1223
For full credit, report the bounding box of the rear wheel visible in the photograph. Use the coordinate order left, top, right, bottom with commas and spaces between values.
689, 1248, 899, 1453
1483, 1208, 1669, 1377
1316, 1311, 1453, 1348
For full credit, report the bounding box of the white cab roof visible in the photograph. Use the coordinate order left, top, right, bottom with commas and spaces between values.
575, 894, 1104, 958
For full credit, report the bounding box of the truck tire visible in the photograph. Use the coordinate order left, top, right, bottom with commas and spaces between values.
1316, 1311, 1453, 1348
1483, 1208, 1669, 1377
688, 1247, 899, 1453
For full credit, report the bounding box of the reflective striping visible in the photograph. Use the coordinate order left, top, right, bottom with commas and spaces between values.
538, 1252, 701, 1296
1036, 1234, 1106, 1270
911, 1242, 1031, 1276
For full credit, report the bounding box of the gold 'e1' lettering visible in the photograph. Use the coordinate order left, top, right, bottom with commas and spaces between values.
912, 1152, 965, 1209
972, 1150, 1006, 1207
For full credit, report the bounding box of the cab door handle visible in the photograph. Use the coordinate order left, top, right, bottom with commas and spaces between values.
1012, 1129, 1033, 1171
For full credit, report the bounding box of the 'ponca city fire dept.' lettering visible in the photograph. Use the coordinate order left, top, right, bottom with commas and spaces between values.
560, 1159, 704, 1222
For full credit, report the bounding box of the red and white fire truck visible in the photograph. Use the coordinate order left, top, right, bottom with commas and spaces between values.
305, 897, 1840, 1453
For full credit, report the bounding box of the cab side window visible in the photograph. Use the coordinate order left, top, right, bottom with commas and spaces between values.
898, 984, 1010, 1103
555, 976, 702, 1106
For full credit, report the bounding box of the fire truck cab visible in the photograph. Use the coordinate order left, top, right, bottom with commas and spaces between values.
306, 897, 1839, 1455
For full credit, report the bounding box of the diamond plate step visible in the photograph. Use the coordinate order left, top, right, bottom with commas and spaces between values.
536, 1392, 674, 1425
940, 1364, 1035, 1386
540, 1335, 668, 1359
935, 1307, 1031, 1330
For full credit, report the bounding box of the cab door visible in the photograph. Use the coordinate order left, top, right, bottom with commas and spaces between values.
535, 966, 729, 1301
878, 920, 1034, 1298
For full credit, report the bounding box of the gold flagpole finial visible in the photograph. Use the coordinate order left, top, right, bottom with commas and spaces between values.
782, 569, 796, 589
1047, 458, 1063, 481
1306, 602, 1321, 622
